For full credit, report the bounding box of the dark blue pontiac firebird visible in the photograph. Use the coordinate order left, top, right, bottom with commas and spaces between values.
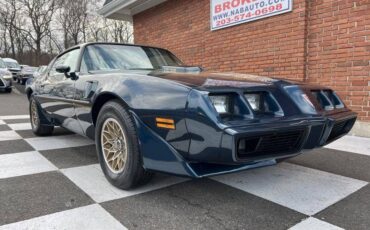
26, 42, 357, 189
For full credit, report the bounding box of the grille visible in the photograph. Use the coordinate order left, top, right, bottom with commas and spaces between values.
237, 129, 306, 159
327, 118, 356, 142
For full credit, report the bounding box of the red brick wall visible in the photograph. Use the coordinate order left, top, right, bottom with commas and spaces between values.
307, 0, 370, 121
134, 0, 308, 80
133, 0, 370, 121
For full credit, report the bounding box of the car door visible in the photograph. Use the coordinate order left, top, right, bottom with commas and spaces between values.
37, 48, 84, 134
73, 46, 100, 139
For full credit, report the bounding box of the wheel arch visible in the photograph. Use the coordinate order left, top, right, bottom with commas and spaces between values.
26, 88, 33, 100
91, 92, 130, 126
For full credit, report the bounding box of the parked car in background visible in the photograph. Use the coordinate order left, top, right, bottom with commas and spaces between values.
25, 65, 48, 88
26, 42, 357, 190
17, 65, 38, 85
33, 65, 48, 79
3, 58, 21, 81
0, 58, 13, 93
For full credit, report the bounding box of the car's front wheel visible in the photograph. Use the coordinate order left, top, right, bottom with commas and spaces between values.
29, 96, 54, 136
96, 100, 153, 190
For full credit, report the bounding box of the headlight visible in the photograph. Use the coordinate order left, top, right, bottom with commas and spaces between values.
244, 92, 284, 116
209, 95, 231, 114
245, 94, 261, 111
284, 86, 316, 114
2, 72, 12, 80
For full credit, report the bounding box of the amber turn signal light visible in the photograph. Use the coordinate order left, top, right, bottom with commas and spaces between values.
156, 117, 175, 129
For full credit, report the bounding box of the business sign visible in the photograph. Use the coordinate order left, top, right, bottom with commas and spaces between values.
211, 0, 293, 30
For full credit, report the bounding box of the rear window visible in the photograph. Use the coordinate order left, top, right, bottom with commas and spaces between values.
5, 61, 20, 69
0, 59, 6, 68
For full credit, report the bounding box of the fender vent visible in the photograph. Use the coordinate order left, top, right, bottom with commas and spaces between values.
327, 118, 356, 142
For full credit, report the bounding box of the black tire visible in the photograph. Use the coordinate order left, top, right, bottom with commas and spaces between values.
29, 96, 54, 136
95, 100, 153, 190
16, 78, 20, 83
21, 79, 26, 85
5, 88, 12, 93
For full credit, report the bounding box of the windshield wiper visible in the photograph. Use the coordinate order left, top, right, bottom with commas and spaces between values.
126, 68, 156, 71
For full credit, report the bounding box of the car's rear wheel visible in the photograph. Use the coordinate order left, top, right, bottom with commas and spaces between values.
29, 96, 54, 136
96, 100, 153, 190
5, 88, 12, 93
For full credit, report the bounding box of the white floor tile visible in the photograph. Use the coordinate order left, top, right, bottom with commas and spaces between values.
61, 164, 189, 203
0, 120, 4, 125
289, 217, 344, 230
8, 123, 32, 131
212, 162, 368, 215
0, 131, 22, 141
0, 204, 126, 230
0, 115, 29, 120
25, 134, 94, 151
326, 135, 370, 156
0, 151, 57, 179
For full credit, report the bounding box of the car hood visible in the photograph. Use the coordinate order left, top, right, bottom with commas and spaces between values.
8, 68, 21, 71
149, 70, 279, 88
0, 68, 10, 75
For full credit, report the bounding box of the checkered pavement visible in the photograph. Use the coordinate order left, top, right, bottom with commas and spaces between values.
0, 115, 369, 230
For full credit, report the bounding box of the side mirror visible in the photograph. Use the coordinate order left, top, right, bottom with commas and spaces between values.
55, 65, 70, 74
55, 65, 78, 80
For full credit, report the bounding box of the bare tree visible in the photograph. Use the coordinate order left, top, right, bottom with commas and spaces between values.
0, 0, 133, 65
57, 0, 89, 48
0, 0, 20, 58
109, 20, 133, 43
18, 0, 58, 65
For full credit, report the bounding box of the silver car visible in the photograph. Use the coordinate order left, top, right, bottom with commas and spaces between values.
0, 58, 13, 93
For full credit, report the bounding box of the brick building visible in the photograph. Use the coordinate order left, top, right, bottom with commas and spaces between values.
99, 0, 370, 131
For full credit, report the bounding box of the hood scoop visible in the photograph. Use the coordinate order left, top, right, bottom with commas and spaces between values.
160, 66, 202, 73
203, 79, 268, 88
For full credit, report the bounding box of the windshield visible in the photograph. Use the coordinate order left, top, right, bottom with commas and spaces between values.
80, 44, 183, 72
23, 67, 37, 73
5, 61, 20, 69
0, 59, 6, 68
38, 66, 47, 73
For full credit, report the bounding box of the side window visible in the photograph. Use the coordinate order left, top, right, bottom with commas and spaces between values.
80, 46, 112, 72
64, 49, 80, 71
50, 49, 80, 76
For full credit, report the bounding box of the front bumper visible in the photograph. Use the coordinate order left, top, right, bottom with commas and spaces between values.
134, 110, 356, 178
20, 75, 32, 80
0, 78, 12, 90
221, 112, 356, 164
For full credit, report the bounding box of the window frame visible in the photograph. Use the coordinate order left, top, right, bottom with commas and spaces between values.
47, 47, 81, 81
78, 43, 183, 74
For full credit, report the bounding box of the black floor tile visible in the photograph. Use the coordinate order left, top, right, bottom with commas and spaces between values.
288, 148, 370, 182
0, 171, 94, 225
102, 179, 306, 230
40, 145, 98, 169
3, 118, 30, 124
0, 139, 34, 155
16, 127, 74, 139
315, 184, 370, 230
0, 125, 11, 131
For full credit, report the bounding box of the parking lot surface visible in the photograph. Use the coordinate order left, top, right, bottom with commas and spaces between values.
0, 87, 369, 229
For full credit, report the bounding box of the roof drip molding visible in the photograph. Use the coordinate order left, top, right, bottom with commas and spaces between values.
98, 0, 167, 20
